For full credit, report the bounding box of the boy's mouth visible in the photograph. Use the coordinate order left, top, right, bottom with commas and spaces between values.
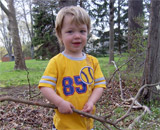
73, 42, 81, 44
72, 42, 81, 46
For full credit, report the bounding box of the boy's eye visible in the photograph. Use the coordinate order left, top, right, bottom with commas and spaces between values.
80, 30, 87, 33
67, 30, 73, 33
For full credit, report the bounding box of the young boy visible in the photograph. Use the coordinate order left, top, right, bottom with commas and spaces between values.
38, 6, 106, 130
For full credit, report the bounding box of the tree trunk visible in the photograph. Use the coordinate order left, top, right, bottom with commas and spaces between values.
59, 0, 78, 8
141, 0, 160, 103
128, 0, 143, 50
117, 0, 121, 54
8, 0, 27, 70
128, 0, 143, 70
109, 0, 115, 64
0, 0, 27, 70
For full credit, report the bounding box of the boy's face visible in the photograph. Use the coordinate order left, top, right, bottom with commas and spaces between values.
60, 15, 88, 56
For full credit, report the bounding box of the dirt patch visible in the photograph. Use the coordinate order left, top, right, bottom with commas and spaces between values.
0, 85, 37, 97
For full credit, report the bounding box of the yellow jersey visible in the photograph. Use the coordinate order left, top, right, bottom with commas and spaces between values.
38, 52, 106, 130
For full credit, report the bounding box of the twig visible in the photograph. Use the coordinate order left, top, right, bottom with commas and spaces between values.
107, 52, 144, 85
112, 61, 124, 100
25, 69, 40, 99
30, 92, 41, 98
25, 69, 31, 99
0, 96, 120, 130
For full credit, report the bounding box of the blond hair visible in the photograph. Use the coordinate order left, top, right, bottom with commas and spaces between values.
55, 6, 91, 45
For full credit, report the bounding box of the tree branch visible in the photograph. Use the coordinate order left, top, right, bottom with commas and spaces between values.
0, 96, 120, 130
0, 1, 11, 16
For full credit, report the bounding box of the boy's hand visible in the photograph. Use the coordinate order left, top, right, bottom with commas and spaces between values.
40, 87, 74, 114
82, 101, 94, 114
57, 100, 74, 114
82, 88, 104, 114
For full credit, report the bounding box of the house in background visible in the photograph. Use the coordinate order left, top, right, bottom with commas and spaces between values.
2, 54, 31, 62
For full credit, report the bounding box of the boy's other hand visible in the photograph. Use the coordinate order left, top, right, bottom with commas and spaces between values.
58, 100, 74, 114
82, 101, 94, 114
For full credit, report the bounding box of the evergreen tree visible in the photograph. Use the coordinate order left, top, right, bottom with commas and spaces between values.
114, 0, 128, 53
32, 0, 60, 59
88, 0, 109, 56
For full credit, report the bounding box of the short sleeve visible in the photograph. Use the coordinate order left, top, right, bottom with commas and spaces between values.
38, 58, 57, 89
93, 58, 106, 89
89, 56, 106, 88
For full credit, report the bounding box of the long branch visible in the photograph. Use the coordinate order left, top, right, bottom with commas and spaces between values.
0, 1, 11, 16
0, 96, 119, 129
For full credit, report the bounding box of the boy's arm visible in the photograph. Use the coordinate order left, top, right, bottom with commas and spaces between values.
40, 87, 74, 114
82, 87, 104, 113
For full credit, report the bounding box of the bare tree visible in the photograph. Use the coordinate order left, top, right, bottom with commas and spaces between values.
29, 0, 34, 58
20, 0, 34, 58
0, 0, 27, 70
141, 0, 160, 102
109, 0, 115, 64
0, 10, 13, 61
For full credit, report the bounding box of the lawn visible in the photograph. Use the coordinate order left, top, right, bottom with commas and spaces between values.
0, 55, 127, 87
0, 60, 48, 87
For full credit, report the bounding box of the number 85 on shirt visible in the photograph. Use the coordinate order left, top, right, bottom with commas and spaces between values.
62, 66, 94, 96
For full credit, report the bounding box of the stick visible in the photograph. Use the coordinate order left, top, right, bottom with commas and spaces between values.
0, 96, 119, 129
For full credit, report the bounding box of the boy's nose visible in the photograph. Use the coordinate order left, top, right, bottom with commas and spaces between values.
74, 32, 81, 38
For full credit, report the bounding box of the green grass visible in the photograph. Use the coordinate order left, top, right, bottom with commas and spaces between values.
0, 55, 128, 87
0, 53, 134, 87
98, 54, 128, 78
0, 60, 48, 87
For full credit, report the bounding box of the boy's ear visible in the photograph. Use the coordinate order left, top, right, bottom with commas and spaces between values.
56, 32, 61, 40
58, 35, 62, 42
57, 31, 62, 39
57, 36, 63, 46
59, 34, 62, 39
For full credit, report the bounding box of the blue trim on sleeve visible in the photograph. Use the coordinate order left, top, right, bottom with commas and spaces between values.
95, 77, 105, 82
39, 80, 56, 86
94, 81, 106, 86
42, 76, 57, 81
